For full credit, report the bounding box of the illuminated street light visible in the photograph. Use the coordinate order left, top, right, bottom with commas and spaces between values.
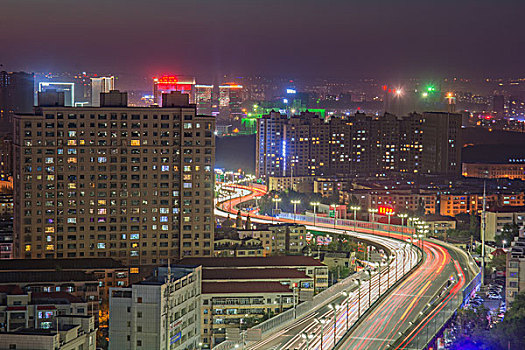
350, 206, 361, 231
310, 202, 320, 226
398, 213, 408, 226
291, 200, 301, 223
315, 318, 327, 350
368, 208, 378, 222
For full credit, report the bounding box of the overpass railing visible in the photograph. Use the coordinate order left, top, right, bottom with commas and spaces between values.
278, 212, 414, 235
389, 250, 481, 349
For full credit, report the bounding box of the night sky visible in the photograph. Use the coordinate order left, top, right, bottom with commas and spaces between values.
2, 0, 524, 80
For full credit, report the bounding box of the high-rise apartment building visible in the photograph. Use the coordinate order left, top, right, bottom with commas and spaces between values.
218, 83, 243, 123
91, 76, 115, 107
153, 76, 196, 105
256, 111, 461, 180
13, 90, 215, 265
0, 71, 34, 135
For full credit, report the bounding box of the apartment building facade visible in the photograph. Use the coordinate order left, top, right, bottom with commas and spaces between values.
13, 91, 215, 265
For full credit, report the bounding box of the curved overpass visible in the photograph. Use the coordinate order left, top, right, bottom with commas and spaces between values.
214, 183, 478, 350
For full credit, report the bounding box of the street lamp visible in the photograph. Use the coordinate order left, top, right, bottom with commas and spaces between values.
365, 270, 372, 307
332, 204, 340, 229
386, 212, 395, 238
354, 279, 362, 318
315, 317, 326, 350
327, 303, 340, 345
272, 197, 281, 224
291, 200, 301, 223
341, 291, 352, 331
310, 202, 320, 226
398, 213, 408, 227
503, 239, 507, 249
368, 208, 378, 223
351, 206, 361, 232
301, 332, 314, 350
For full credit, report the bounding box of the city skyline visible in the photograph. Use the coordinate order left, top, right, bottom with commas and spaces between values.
2, 0, 525, 80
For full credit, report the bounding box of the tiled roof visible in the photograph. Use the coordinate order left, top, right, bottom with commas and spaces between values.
202, 281, 292, 294
178, 256, 325, 267
0, 271, 97, 284
0, 258, 125, 271
202, 268, 309, 280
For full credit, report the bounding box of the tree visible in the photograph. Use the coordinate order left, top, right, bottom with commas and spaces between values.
488, 254, 506, 272
495, 223, 519, 246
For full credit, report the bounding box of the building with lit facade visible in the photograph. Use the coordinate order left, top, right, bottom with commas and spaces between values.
506, 235, 525, 304
218, 83, 243, 124
0, 71, 34, 135
38, 82, 75, 107
153, 75, 196, 105
91, 76, 115, 107
256, 111, 462, 180
194, 85, 213, 116
13, 90, 215, 266
485, 206, 525, 242
462, 162, 525, 181
109, 265, 201, 350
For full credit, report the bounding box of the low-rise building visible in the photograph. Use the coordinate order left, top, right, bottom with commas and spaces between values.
486, 207, 525, 242
237, 228, 273, 256
201, 281, 293, 348
268, 224, 308, 255
506, 235, 525, 304
0, 271, 99, 320
0, 258, 129, 301
425, 214, 456, 240
267, 176, 313, 192
0, 315, 96, 350
177, 256, 329, 291
109, 266, 201, 350
0, 287, 90, 332
462, 162, 525, 180
213, 237, 265, 258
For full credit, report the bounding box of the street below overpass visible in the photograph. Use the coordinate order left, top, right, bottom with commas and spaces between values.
215, 183, 478, 350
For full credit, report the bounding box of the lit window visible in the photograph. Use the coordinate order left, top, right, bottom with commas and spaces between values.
25, 244, 31, 252
97, 243, 106, 249
131, 140, 141, 146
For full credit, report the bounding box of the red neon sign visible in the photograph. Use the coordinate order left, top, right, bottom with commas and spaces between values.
378, 206, 394, 215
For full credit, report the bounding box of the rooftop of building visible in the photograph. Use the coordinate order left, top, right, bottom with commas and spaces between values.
31, 292, 83, 304
137, 265, 199, 286
424, 214, 456, 222
202, 268, 310, 280
177, 256, 325, 268
0, 285, 25, 295
488, 206, 525, 213
202, 281, 292, 294
0, 258, 126, 271
0, 271, 98, 284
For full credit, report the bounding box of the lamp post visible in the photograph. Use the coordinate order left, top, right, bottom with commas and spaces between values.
386, 212, 395, 238
503, 239, 507, 249
351, 206, 361, 232
315, 318, 326, 350
328, 303, 339, 346
365, 270, 372, 307
398, 213, 408, 227
301, 332, 314, 350
368, 208, 378, 223
310, 202, 320, 226
354, 279, 361, 318
272, 197, 281, 224
332, 204, 340, 229
291, 200, 301, 223
341, 291, 351, 331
